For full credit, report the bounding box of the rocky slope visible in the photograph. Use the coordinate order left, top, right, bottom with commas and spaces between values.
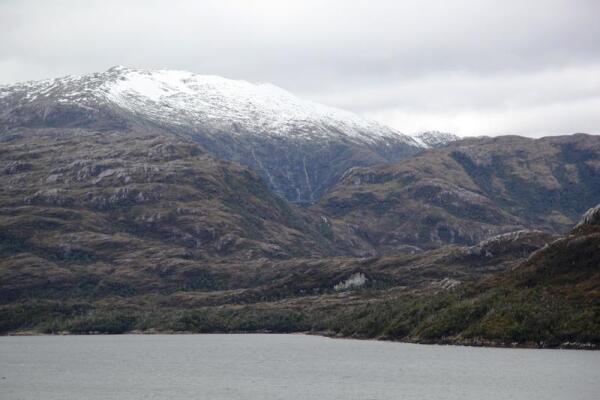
0, 128, 356, 305
0, 67, 446, 203
320, 134, 600, 253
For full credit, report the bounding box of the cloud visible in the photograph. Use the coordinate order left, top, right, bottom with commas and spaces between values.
308, 64, 600, 136
0, 0, 599, 136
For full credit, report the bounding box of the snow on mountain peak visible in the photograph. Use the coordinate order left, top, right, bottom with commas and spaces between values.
100, 67, 417, 144
1, 66, 427, 146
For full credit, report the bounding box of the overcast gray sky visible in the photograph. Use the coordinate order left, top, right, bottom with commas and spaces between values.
1, 0, 599, 136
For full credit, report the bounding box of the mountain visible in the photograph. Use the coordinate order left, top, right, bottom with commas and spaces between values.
0, 67, 598, 346
320, 134, 600, 253
0, 66, 436, 203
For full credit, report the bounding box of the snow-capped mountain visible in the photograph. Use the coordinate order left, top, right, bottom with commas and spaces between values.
1, 66, 419, 144
0, 66, 447, 202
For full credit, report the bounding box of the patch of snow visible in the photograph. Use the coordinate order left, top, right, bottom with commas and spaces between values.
103, 67, 412, 143
334, 272, 367, 291
411, 131, 460, 148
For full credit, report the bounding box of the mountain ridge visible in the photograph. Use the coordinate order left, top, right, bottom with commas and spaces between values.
1, 66, 418, 144
320, 133, 600, 253
0, 67, 456, 202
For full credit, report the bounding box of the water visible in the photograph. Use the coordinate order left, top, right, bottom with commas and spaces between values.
1, 334, 598, 400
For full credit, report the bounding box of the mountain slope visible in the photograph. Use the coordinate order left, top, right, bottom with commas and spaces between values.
0, 128, 355, 304
320, 134, 600, 253
0, 67, 431, 202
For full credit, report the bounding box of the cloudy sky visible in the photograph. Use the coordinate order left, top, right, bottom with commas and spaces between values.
1, 0, 599, 136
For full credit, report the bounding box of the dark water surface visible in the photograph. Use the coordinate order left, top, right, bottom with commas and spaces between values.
1, 334, 598, 400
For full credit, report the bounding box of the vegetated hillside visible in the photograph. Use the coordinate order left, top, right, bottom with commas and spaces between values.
2, 193, 596, 349
0, 128, 354, 304
327, 204, 600, 348
0, 212, 557, 337
320, 134, 600, 254
0, 67, 450, 203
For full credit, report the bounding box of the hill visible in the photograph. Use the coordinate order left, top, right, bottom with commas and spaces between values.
325, 204, 600, 348
320, 134, 600, 253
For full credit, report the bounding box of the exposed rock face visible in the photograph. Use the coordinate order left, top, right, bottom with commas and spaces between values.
574, 203, 600, 229
320, 134, 600, 251
0, 66, 432, 203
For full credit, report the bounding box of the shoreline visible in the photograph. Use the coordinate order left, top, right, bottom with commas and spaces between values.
3, 329, 597, 350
